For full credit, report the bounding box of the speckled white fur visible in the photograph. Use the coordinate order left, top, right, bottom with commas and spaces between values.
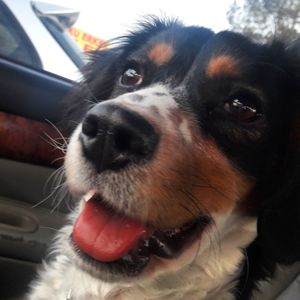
115, 85, 178, 116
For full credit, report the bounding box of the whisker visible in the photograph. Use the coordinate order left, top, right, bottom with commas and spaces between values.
83, 98, 96, 105
32, 185, 62, 208
40, 226, 59, 232
69, 120, 80, 126
41, 132, 67, 153
45, 119, 68, 146
33, 168, 66, 209
51, 187, 70, 213
51, 156, 66, 164
43, 167, 64, 194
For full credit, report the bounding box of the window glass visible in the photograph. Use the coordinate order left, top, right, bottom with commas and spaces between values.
36, 15, 85, 69
0, 1, 42, 68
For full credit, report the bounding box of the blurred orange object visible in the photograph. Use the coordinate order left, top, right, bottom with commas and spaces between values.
69, 27, 109, 51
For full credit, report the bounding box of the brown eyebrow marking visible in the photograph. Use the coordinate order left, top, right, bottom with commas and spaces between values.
206, 55, 240, 78
148, 43, 174, 66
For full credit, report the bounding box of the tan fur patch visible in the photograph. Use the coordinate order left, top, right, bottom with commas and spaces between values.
148, 43, 174, 66
206, 55, 239, 78
134, 111, 253, 228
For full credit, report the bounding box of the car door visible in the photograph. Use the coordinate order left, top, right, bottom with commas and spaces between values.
0, 2, 76, 299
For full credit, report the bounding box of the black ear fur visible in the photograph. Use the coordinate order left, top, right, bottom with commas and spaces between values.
59, 17, 177, 136
236, 41, 300, 300
257, 169, 300, 264
241, 122, 300, 298
256, 40, 300, 264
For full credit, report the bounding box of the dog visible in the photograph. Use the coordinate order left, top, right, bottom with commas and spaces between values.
28, 18, 300, 299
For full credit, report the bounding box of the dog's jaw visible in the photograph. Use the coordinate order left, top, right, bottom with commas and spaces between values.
28, 210, 256, 300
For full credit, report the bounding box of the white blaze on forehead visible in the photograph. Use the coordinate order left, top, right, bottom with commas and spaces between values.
115, 85, 193, 143
127, 85, 193, 144
116, 84, 178, 120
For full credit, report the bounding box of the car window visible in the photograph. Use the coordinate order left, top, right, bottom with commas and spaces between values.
31, 1, 85, 69
0, 0, 84, 80
35, 14, 85, 69
0, 0, 42, 68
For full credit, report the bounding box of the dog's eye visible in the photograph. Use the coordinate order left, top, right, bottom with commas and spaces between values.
224, 96, 262, 122
120, 68, 143, 87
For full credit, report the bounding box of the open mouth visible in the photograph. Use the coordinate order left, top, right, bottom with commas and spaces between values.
71, 192, 210, 277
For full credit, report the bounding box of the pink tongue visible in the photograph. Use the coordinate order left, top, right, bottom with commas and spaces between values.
73, 198, 149, 262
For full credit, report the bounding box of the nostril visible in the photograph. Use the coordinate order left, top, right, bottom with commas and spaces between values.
114, 127, 145, 156
82, 115, 99, 137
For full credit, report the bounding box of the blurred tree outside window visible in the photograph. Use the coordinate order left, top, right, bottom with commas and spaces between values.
227, 0, 300, 42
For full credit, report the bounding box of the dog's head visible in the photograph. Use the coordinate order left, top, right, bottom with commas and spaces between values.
62, 19, 300, 284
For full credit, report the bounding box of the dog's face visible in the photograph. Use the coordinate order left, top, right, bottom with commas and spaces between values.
62, 20, 298, 283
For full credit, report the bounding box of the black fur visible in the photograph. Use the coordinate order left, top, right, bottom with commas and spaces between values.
62, 18, 213, 135
62, 18, 300, 298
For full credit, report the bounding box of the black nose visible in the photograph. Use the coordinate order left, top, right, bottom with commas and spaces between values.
80, 103, 159, 172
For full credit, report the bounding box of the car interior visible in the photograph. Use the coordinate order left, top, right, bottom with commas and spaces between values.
0, 56, 73, 299
0, 1, 299, 299
0, 1, 79, 298
1, 40, 300, 300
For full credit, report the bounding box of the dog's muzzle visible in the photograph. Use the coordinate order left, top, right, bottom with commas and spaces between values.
80, 102, 159, 172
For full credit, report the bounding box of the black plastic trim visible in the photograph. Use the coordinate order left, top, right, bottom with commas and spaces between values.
0, 57, 74, 122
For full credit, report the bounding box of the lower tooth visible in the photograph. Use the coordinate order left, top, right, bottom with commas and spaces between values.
83, 190, 97, 202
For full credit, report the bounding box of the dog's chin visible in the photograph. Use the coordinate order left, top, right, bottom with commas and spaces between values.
67, 192, 211, 283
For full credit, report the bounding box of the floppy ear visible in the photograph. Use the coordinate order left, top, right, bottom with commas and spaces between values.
61, 48, 121, 136
256, 39, 300, 265
257, 163, 300, 264
82, 48, 122, 99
